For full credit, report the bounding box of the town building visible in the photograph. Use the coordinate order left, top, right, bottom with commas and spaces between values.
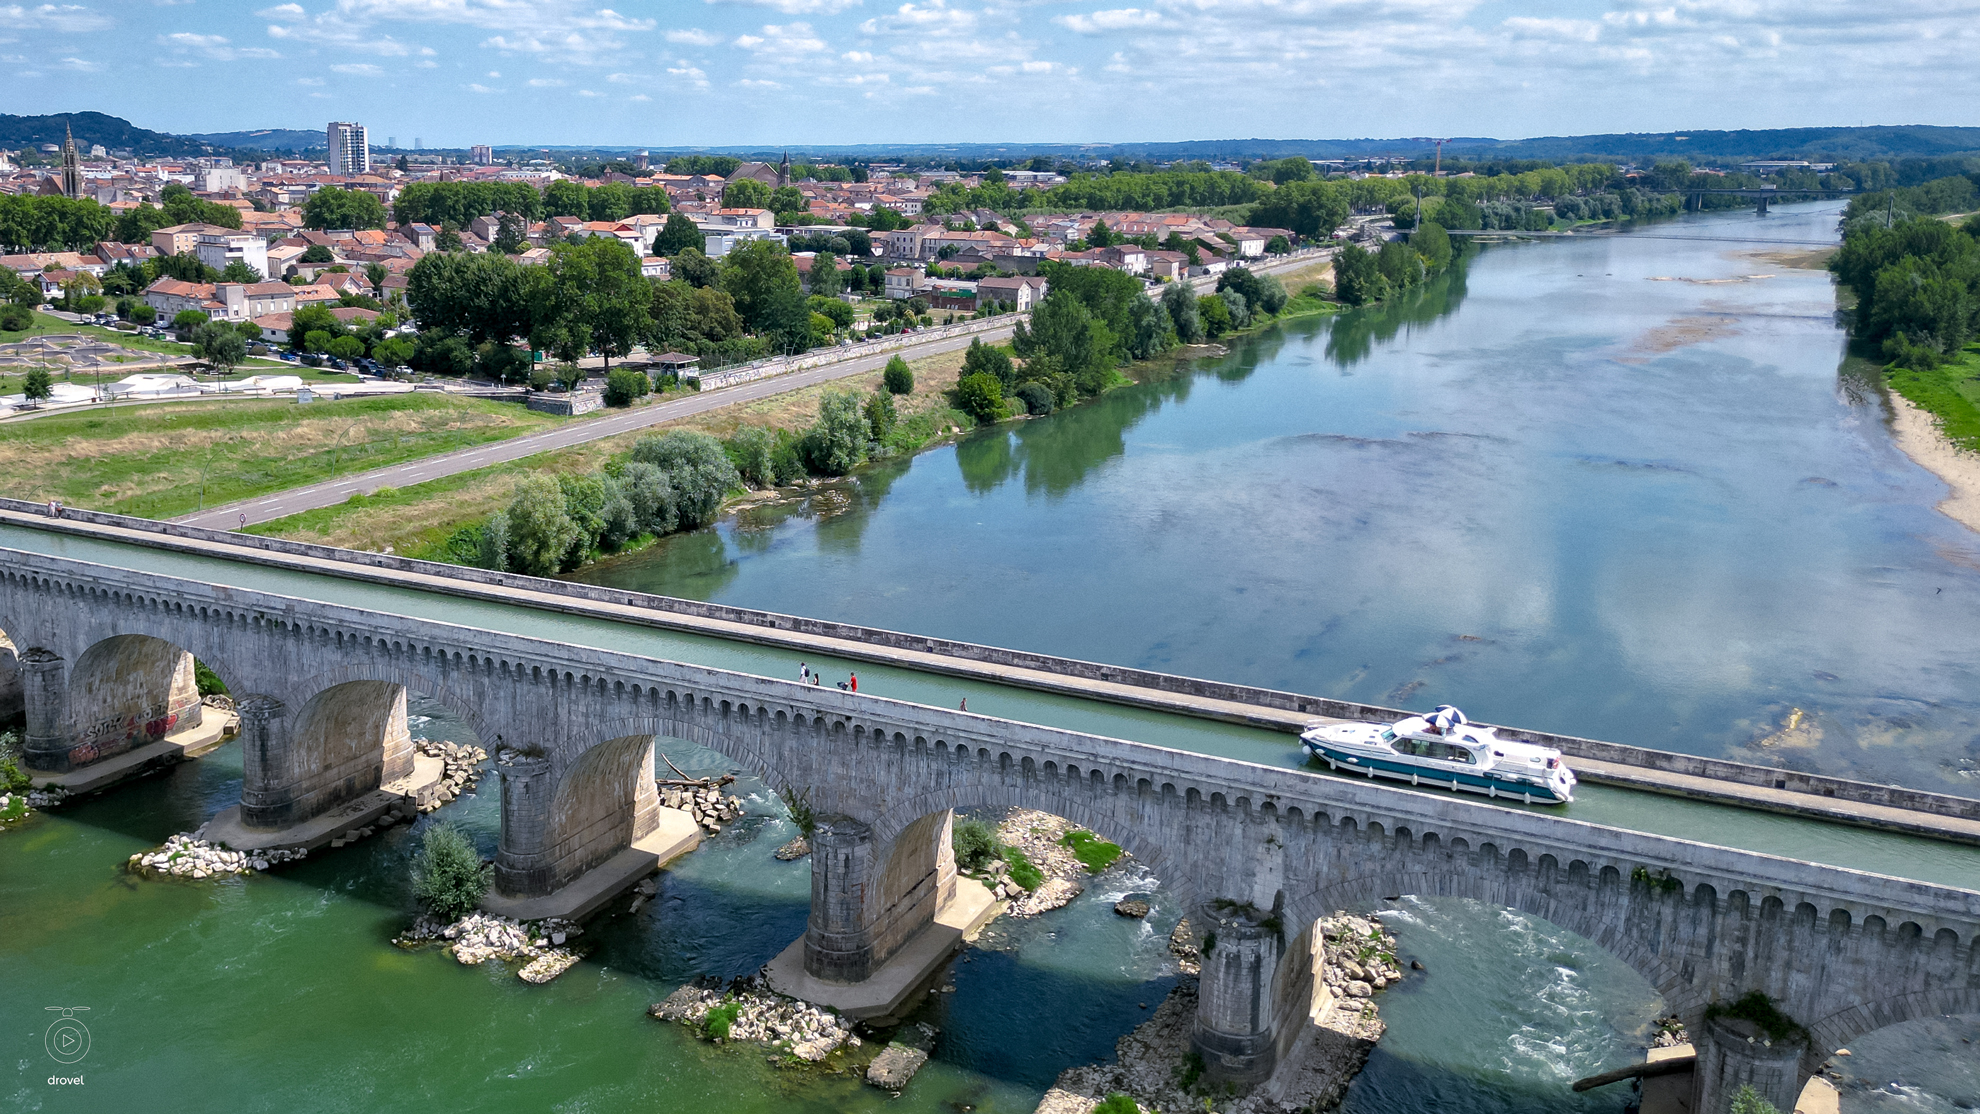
327, 122, 370, 176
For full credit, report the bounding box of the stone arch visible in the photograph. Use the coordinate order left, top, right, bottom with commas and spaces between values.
870, 783, 1179, 898
242, 679, 411, 827
290, 662, 497, 748
0, 616, 23, 723
1283, 862, 1700, 1021
863, 810, 960, 977
546, 734, 659, 887
54, 632, 206, 771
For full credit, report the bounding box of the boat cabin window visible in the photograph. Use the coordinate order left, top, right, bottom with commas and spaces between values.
1393, 736, 1476, 763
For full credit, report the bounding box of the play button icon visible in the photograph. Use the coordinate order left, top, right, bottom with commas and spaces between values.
44, 1007, 90, 1064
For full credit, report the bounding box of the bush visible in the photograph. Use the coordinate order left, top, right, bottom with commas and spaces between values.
952, 819, 1000, 873
628, 430, 739, 528
800, 389, 870, 476
172, 309, 208, 334
882, 354, 914, 394
410, 822, 491, 921
0, 304, 33, 332
193, 660, 228, 696
863, 390, 896, 441
1094, 1096, 1139, 1114
725, 426, 778, 488
617, 461, 679, 535
703, 1000, 742, 1041
604, 366, 650, 407
505, 473, 583, 575
955, 372, 1005, 424
0, 732, 30, 793
1014, 382, 1055, 415
1003, 846, 1043, 891
1729, 1086, 1780, 1114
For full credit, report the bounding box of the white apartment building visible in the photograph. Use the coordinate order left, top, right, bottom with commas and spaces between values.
196, 228, 270, 280
327, 121, 370, 176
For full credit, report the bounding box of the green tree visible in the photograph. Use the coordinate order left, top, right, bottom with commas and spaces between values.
1412, 222, 1453, 273
1332, 243, 1388, 305
288, 304, 343, 351
616, 461, 678, 534
674, 247, 720, 289
800, 389, 871, 475
1014, 292, 1117, 397
722, 178, 772, 211
1088, 219, 1117, 248
654, 212, 704, 257
363, 262, 389, 297
1125, 292, 1175, 358
326, 334, 365, 362
23, 368, 52, 404
882, 355, 914, 394
172, 309, 209, 334
628, 430, 739, 527
191, 321, 246, 374
506, 473, 583, 575
724, 426, 778, 488
1197, 292, 1232, 338
1162, 281, 1202, 342
604, 366, 650, 406
299, 243, 335, 264
220, 260, 262, 284
533, 236, 650, 368
409, 821, 491, 922
955, 372, 1005, 424
542, 179, 590, 218
1249, 180, 1350, 240
720, 239, 810, 350
302, 186, 387, 231
863, 390, 896, 441
960, 337, 1016, 389
493, 211, 529, 255
808, 251, 844, 298
1259, 156, 1317, 184
769, 185, 807, 215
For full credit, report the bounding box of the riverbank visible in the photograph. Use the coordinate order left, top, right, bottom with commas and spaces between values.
1888, 386, 1980, 533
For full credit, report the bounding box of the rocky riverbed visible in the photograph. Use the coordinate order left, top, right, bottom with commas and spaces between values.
659, 777, 746, 834
128, 833, 306, 877
1036, 913, 1403, 1114
651, 977, 859, 1062
393, 911, 585, 983
415, 738, 487, 812
975, 808, 1125, 916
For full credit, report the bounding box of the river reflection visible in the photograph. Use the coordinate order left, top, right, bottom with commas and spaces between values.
577, 202, 1980, 801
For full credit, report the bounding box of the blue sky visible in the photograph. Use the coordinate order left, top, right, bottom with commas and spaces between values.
3, 0, 1976, 148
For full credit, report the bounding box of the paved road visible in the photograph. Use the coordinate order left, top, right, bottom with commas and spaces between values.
178, 247, 1333, 531
179, 320, 1019, 530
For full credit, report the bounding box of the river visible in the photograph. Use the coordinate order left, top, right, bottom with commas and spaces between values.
5, 202, 1978, 1112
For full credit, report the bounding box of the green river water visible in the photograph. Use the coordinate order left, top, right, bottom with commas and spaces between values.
5, 202, 1979, 1112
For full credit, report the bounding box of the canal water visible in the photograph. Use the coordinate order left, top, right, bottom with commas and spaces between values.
5, 202, 1976, 1111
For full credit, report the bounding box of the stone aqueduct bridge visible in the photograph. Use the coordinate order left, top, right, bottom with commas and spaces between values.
6, 549, 1979, 1113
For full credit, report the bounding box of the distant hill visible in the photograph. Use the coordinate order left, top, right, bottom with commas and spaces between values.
0, 111, 217, 157
1448, 127, 1980, 164
184, 128, 325, 152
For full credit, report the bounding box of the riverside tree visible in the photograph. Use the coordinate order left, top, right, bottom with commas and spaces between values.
410, 822, 491, 922
627, 430, 740, 527
882, 355, 913, 394
800, 390, 871, 475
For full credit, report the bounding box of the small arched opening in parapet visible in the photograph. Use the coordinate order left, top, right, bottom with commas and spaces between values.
51, 632, 239, 774
544, 734, 661, 888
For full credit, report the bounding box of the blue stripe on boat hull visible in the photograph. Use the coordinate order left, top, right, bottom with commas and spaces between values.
1302, 741, 1570, 804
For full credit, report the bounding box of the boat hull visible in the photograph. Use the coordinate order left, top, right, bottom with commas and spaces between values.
1302, 739, 1573, 804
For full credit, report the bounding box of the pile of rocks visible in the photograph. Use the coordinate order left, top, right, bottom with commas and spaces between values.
1169, 919, 1201, 975
660, 779, 745, 834
987, 808, 1118, 918
1651, 1017, 1690, 1048
1319, 914, 1406, 1004
1040, 912, 1403, 1114
649, 979, 858, 1063
773, 835, 811, 860
128, 833, 305, 878
415, 738, 487, 813
26, 786, 68, 809
865, 1024, 940, 1092
394, 911, 585, 982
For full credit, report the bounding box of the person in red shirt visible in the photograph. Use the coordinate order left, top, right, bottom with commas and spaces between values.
849, 673, 857, 693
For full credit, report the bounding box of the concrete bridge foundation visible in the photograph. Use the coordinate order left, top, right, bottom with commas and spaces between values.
1691, 1016, 1809, 1114
1192, 903, 1287, 1086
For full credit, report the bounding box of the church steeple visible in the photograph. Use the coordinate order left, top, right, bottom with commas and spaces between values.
777, 150, 790, 188
60, 121, 83, 200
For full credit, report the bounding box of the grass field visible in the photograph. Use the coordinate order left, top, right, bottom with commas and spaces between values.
1888, 344, 1980, 453
254, 346, 977, 558
0, 393, 563, 519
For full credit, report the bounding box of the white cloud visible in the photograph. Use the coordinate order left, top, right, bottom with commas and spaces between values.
1056, 8, 1162, 34
736, 77, 784, 87
159, 30, 281, 59
465, 81, 500, 91
267, 0, 655, 65
666, 27, 722, 45
628, 92, 649, 100
707, 0, 860, 13
859, 0, 972, 35
841, 49, 873, 62
254, 2, 302, 15
1503, 16, 1600, 41
1, 3, 113, 31
296, 75, 324, 84
55, 55, 102, 69
667, 62, 710, 88
331, 61, 382, 73
576, 88, 601, 95
732, 20, 827, 55
528, 76, 565, 85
